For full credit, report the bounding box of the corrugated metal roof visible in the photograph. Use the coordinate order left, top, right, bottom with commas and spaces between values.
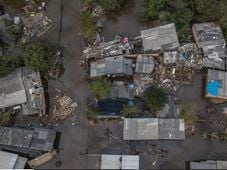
121, 155, 139, 169
14, 156, 28, 169
0, 126, 56, 152
0, 126, 33, 148
101, 155, 139, 169
123, 118, 185, 140
217, 161, 227, 169
190, 160, 227, 169
190, 160, 217, 169
192, 23, 227, 69
90, 56, 133, 77
158, 119, 185, 140
0, 68, 27, 108
123, 118, 159, 140
141, 23, 179, 52
0, 151, 18, 169
135, 55, 154, 73
0, 151, 27, 169
30, 128, 56, 152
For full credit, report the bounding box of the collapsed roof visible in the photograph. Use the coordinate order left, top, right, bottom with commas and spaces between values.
192, 23, 227, 70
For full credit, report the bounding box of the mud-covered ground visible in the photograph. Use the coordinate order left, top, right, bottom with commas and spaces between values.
2, 0, 227, 169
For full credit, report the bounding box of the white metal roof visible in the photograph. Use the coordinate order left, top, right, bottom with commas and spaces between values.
121, 155, 139, 169
123, 118, 185, 140
101, 154, 139, 169
0, 151, 27, 169
123, 118, 159, 140
0, 68, 27, 108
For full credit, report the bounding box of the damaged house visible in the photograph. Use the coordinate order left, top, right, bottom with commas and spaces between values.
192, 23, 227, 70
134, 54, 155, 96
206, 69, 227, 100
0, 67, 45, 116
0, 13, 22, 46
141, 23, 180, 53
90, 55, 134, 77
20, 11, 52, 44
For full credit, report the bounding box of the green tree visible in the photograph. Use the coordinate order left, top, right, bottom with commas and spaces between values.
122, 104, 139, 117
3, 0, 26, 10
98, 0, 125, 11
89, 77, 111, 99
79, 12, 97, 43
0, 111, 11, 125
187, 0, 221, 21
86, 106, 98, 122
24, 43, 58, 72
141, 0, 166, 21
179, 103, 198, 125
0, 55, 18, 77
168, 8, 193, 41
143, 85, 166, 111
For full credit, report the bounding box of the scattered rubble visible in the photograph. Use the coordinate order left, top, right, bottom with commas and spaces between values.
20, 11, 52, 45
154, 43, 203, 93
53, 95, 78, 120
18, 0, 52, 45
82, 35, 134, 61
48, 50, 65, 80
91, 5, 104, 17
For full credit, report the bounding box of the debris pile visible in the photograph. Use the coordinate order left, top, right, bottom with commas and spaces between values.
91, 5, 104, 17
178, 43, 203, 69
52, 95, 78, 121
134, 75, 153, 97
20, 0, 52, 45
154, 43, 203, 93
82, 35, 134, 61
48, 50, 64, 79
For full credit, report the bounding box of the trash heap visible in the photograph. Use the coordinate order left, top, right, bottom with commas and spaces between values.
19, 0, 52, 45
91, 5, 104, 17
178, 43, 203, 69
154, 43, 203, 93
52, 95, 78, 121
48, 50, 64, 80
81, 35, 134, 62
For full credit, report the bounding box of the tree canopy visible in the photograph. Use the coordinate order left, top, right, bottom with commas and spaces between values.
179, 102, 198, 125
98, 0, 125, 11
122, 104, 139, 117
141, 0, 227, 41
0, 111, 11, 125
0, 55, 18, 77
141, 0, 166, 21
24, 43, 58, 72
89, 77, 111, 99
143, 85, 166, 111
79, 12, 97, 43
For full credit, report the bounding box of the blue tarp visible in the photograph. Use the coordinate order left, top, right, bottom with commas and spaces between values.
206, 81, 220, 96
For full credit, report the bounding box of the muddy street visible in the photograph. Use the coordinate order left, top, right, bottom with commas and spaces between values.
34, 0, 227, 169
